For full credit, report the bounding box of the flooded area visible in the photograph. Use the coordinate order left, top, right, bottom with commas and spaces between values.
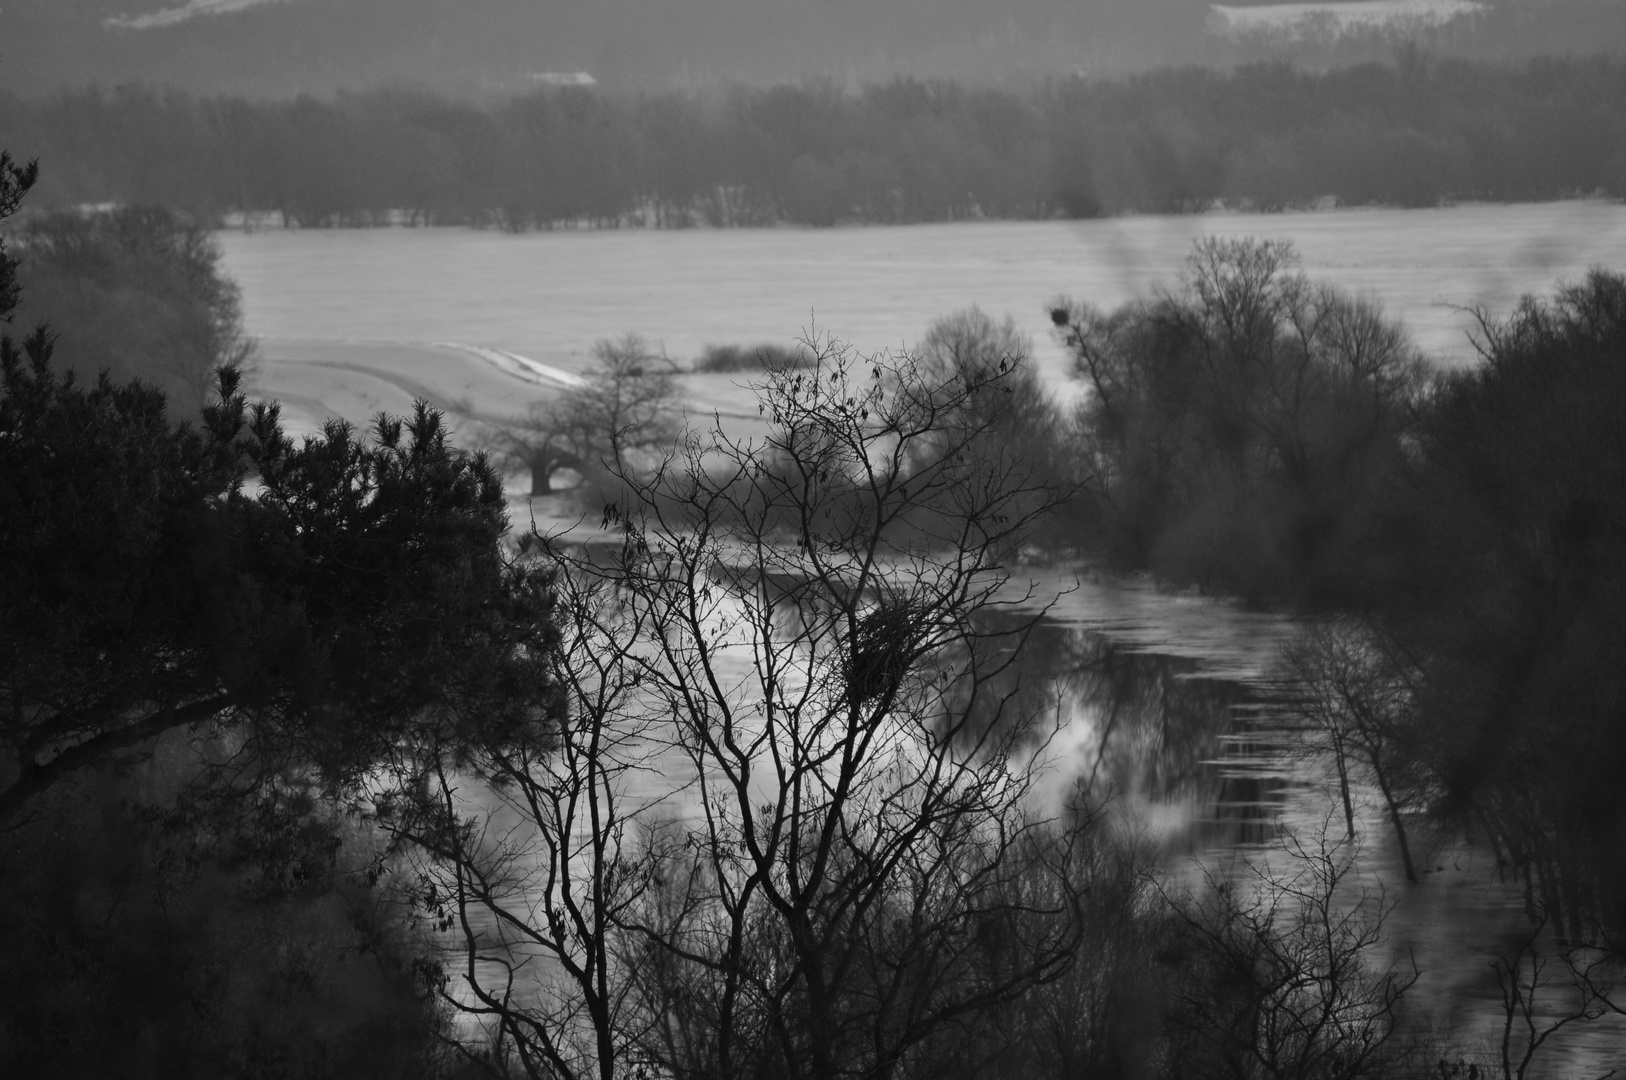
219, 206, 1626, 1072
456, 559, 1623, 1073
1008, 573, 1626, 1073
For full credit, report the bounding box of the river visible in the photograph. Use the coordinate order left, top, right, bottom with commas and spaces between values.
1020, 573, 1623, 1074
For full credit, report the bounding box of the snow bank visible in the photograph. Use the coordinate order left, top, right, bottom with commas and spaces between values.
1209, 0, 1485, 39
434, 343, 588, 390
105, 0, 289, 31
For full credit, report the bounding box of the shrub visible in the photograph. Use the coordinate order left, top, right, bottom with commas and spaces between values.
692, 341, 815, 372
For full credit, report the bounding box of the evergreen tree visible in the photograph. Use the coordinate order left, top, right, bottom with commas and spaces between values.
0, 161, 564, 827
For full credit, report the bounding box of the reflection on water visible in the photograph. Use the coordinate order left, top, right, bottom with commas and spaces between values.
963, 572, 1309, 855
453, 565, 1623, 1073
997, 572, 1625, 1075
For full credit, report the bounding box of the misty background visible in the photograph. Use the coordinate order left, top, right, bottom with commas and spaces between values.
8, 0, 1626, 95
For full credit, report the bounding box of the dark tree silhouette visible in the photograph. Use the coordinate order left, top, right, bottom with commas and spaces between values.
393, 336, 1081, 1080
0, 174, 562, 826
0, 152, 37, 321
486, 334, 681, 497
0, 154, 541, 1078
0, 349, 565, 825
1053, 237, 1426, 603
12, 205, 258, 415
1378, 270, 1626, 941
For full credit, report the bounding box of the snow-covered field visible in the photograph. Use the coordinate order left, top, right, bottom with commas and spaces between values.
1207, 0, 1484, 39
220, 200, 1626, 438
105, 0, 290, 31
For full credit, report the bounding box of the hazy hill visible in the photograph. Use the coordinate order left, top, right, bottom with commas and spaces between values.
1, 0, 1206, 96
3, 0, 1625, 96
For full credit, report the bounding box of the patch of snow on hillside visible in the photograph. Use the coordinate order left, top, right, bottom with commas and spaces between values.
435, 343, 588, 390
1209, 0, 1485, 39
105, 0, 290, 31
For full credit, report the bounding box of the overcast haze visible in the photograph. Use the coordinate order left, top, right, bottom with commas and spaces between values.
6, 0, 1626, 95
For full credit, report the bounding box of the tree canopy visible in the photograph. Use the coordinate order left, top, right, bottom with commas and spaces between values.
0, 352, 564, 824
11, 205, 257, 415
486, 334, 681, 497
0, 195, 564, 823
0, 152, 38, 321
0, 158, 564, 1076
1382, 270, 1626, 939
1053, 237, 1426, 603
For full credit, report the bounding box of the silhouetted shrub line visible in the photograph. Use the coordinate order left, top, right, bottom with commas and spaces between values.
692, 342, 816, 372
5, 54, 1626, 228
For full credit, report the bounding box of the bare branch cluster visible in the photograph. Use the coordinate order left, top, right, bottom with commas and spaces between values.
393, 336, 1081, 1080
1163, 827, 1420, 1080
484, 334, 682, 497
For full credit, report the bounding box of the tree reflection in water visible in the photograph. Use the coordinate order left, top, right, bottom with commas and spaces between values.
942, 607, 1302, 852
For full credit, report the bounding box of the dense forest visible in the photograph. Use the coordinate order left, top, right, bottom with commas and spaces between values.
4, 54, 1626, 227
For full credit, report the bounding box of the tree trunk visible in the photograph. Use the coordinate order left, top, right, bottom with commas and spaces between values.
1368, 755, 1418, 884
1331, 730, 1356, 838
530, 455, 555, 497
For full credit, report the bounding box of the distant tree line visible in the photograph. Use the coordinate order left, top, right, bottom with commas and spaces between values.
9, 0, 1626, 97
3, 54, 1626, 228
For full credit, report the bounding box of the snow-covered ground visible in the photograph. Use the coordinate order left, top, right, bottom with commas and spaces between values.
105, 0, 289, 31
1208, 0, 1485, 39
219, 200, 1626, 394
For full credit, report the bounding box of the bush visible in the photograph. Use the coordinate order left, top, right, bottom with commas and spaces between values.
0, 743, 453, 1080
1376, 269, 1626, 941
692, 341, 815, 372
13, 205, 256, 415
1053, 237, 1427, 605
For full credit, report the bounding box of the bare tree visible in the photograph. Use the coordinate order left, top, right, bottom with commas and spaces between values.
484, 401, 584, 497
567, 334, 682, 482
1282, 620, 1425, 884
1487, 919, 1624, 1080
383, 563, 664, 1080
399, 334, 1081, 1080
1163, 823, 1420, 1080
1050, 238, 1425, 599
916, 307, 1071, 525
486, 334, 681, 496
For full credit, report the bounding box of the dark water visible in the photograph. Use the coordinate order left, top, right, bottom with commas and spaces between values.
464, 564, 1623, 1072
1003, 569, 1626, 1075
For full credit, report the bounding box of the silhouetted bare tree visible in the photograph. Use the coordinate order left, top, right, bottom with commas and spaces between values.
487, 334, 681, 497
398, 335, 1082, 1080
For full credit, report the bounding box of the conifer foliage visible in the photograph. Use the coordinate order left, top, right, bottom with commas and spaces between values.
0, 163, 563, 827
